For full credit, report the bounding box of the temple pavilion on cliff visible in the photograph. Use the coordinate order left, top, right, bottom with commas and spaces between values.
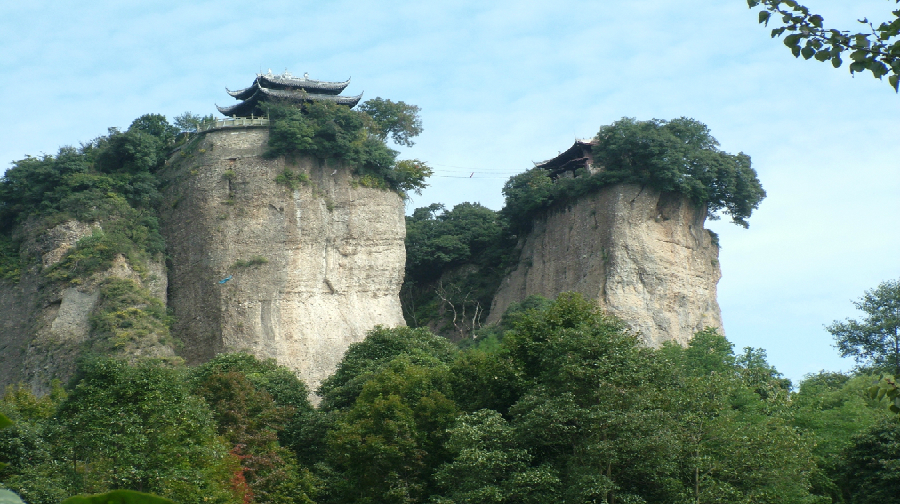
217, 70, 363, 117
534, 139, 598, 180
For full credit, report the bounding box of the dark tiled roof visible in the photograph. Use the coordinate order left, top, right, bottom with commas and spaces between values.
535, 140, 596, 177
219, 71, 360, 117
226, 72, 351, 99
216, 88, 364, 117
257, 72, 350, 95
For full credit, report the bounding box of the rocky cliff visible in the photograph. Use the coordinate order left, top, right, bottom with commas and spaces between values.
0, 221, 172, 394
489, 184, 723, 346
158, 128, 406, 392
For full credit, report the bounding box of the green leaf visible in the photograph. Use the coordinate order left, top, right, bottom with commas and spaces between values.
871, 62, 889, 78
850, 50, 869, 62
784, 34, 803, 47
849, 61, 867, 73
831, 55, 843, 68
888, 75, 899, 92
801, 46, 815, 59
792, 45, 801, 57
814, 49, 832, 62
809, 14, 823, 28
0, 412, 11, 429
759, 10, 771, 25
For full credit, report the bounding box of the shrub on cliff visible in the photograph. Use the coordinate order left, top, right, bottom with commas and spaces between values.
264, 99, 432, 197
501, 117, 766, 232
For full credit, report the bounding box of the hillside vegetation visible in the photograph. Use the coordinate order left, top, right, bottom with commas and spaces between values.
2, 294, 895, 504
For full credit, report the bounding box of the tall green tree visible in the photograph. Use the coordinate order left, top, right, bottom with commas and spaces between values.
2, 359, 236, 504
791, 371, 891, 502
317, 326, 457, 411
748, 0, 900, 91
325, 356, 458, 504
838, 419, 900, 504
357, 98, 423, 147
193, 371, 314, 504
827, 279, 900, 376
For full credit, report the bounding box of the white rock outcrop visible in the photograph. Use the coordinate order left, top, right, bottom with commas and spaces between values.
489, 184, 723, 347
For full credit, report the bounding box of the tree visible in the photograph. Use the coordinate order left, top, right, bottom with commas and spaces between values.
791, 371, 892, 501
51, 358, 235, 504
748, 0, 900, 91
317, 326, 457, 411
827, 279, 900, 376
325, 356, 458, 504
193, 371, 313, 504
263, 99, 431, 196
358, 98, 423, 147
173, 112, 216, 133
839, 419, 900, 504
128, 114, 180, 146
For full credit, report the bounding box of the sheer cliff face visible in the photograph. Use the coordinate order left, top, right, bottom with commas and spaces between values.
489, 184, 723, 347
159, 129, 406, 391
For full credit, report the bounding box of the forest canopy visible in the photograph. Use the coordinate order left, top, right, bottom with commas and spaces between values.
2, 294, 896, 504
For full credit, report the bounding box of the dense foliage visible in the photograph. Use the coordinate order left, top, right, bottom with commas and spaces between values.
501, 117, 766, 232
0, 113, 181, 285
748, 0, 900, 91
264, 99, 432, 197
401, 203, 515, 336
5, 294, 895, 504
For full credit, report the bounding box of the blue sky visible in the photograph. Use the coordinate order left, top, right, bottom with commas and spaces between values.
2, 0, 899, 384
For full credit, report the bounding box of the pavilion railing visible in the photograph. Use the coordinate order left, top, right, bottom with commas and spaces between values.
198, 117, 269, 132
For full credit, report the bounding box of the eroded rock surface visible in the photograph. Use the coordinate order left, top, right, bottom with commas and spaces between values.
489, 184, 723, 346
159, 128, 406, 392
0, 221, 171, 393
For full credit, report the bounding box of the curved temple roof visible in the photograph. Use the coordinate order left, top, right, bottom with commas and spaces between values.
216, 88, 364, 117
535, 140, 597, 178
227, 72, 351, 100
219, 70, 360, 117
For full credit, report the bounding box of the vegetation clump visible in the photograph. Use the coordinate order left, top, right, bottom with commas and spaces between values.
264, 99, 432, 197
231, 256, 269, 269
502, 117, 766, 232
274, 169, 309, 190
88, 278, 174, 355
0, 113, 190, 284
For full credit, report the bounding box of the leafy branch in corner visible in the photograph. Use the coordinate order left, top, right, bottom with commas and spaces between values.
748, 0, 900, 91
868, 374, 900, 414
